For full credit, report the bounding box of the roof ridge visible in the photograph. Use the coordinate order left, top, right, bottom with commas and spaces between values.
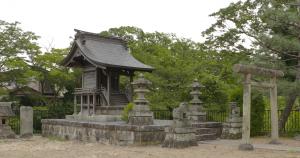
74, 29, 125, 43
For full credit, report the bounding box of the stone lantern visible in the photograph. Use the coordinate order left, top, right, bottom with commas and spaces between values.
128, 74, 154, 125
188, 79, 206, 122
221, 102, 242, 139
162, 102, 198, 148
0, 102, 16, 138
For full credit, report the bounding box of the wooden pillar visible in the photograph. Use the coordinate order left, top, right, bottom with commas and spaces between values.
270, 77, 279, 144
73, 95, 77, 115
107, 71, 111, 106
87, 94, 90, 116
239, 73, 254, 150
129, 74, 134, 102
80, 94, 83, 115
93, 93, 96, 115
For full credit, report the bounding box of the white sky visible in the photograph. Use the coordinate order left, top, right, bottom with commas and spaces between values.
0, 0, 238, 50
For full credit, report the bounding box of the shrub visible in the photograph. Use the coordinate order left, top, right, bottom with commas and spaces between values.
121, 103, 134, 122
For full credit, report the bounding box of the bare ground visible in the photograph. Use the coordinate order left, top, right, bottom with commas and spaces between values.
0, 136, 299, 158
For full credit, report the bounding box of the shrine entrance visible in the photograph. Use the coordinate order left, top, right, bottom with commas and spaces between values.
233, 64, 284, 150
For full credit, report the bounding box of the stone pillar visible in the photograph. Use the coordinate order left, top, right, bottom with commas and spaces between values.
162, 102, 198, 148
128, 74, 154, 125
221, 102, 242, 139
270, 77, 280, 144
20, 106, 33, 138
188, 79, 206, 122
239, 74, 254, 150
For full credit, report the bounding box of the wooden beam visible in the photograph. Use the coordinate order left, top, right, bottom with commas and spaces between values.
93, 93, 96, 116
73, 95, 77, 115
80, 95, 83, 116
233, 64, 284, 78
251, 81, 275, 88
87, 95, 90, 116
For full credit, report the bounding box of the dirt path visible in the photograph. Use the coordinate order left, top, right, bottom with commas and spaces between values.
0, 136, 299, 158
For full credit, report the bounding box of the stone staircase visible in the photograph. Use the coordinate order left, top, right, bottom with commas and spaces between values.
192, 122, 222, 141
110, 93, 129, 106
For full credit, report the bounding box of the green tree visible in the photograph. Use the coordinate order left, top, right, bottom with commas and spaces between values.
101, 26, 245, 110
203, 0, 300, 130
34, 48, 81, 103
0, 20, 41, 89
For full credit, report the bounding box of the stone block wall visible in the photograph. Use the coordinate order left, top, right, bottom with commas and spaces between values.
42, 119, 166, 145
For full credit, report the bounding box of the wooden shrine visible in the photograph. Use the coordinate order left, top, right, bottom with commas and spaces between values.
233, 64, 284, 150
61, 30, 153, 116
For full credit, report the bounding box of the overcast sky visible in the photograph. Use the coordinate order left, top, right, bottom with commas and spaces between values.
0, 0, 238, 50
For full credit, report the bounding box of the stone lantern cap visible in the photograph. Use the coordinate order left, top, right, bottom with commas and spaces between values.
190, 79, 204, 89
131, 73, 152, 87
0, 102, 15, 117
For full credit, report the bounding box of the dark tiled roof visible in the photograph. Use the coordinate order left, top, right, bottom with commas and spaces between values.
62, 29, 153, 72
0, 102, 15, 117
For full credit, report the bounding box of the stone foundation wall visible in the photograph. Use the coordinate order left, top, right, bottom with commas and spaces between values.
42, 119, 166, 145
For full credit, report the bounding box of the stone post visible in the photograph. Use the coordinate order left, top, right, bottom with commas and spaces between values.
270, 77, 279, 144
128, 74, 154, 125
20, 106, 33, 138
239, 74, 254, 150
188, 79, 206, 122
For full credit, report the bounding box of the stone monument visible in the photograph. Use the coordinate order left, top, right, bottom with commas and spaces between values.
221, 102, 242, 139
0, 102, 15, 139
188, 79, 206, 122
20, 106, 33, 138
128, 74, 154, 125
162, 102, 198, 148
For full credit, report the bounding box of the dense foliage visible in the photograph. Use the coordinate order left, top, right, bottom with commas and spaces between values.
0, 20, 80, 106
203, 0, 300, 129
100, 27, 246, 110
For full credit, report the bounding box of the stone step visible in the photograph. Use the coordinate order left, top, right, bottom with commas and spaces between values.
196, 133, 217, 141
195, 128, 218, 135
192, 122, 222, 128
111, 102, 129, 106
111, 101, 128, 103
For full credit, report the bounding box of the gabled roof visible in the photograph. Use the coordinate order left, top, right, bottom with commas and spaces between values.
61, 29, 153, 72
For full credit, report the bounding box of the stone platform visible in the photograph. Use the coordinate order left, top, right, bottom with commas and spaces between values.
192, 122, 223, 141
66, 114, 122, 122
42, 119, 166, 145
42, 119, 222, 145
95, 106, 124, 115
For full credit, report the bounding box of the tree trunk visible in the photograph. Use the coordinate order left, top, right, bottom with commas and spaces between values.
279, 93, 297, 131
279, 52, 300, 131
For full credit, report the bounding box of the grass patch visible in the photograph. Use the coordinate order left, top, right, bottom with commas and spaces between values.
47, 136, 66, 142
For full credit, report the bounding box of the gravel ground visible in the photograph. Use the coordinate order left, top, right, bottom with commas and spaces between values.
0, 136, 299, 158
